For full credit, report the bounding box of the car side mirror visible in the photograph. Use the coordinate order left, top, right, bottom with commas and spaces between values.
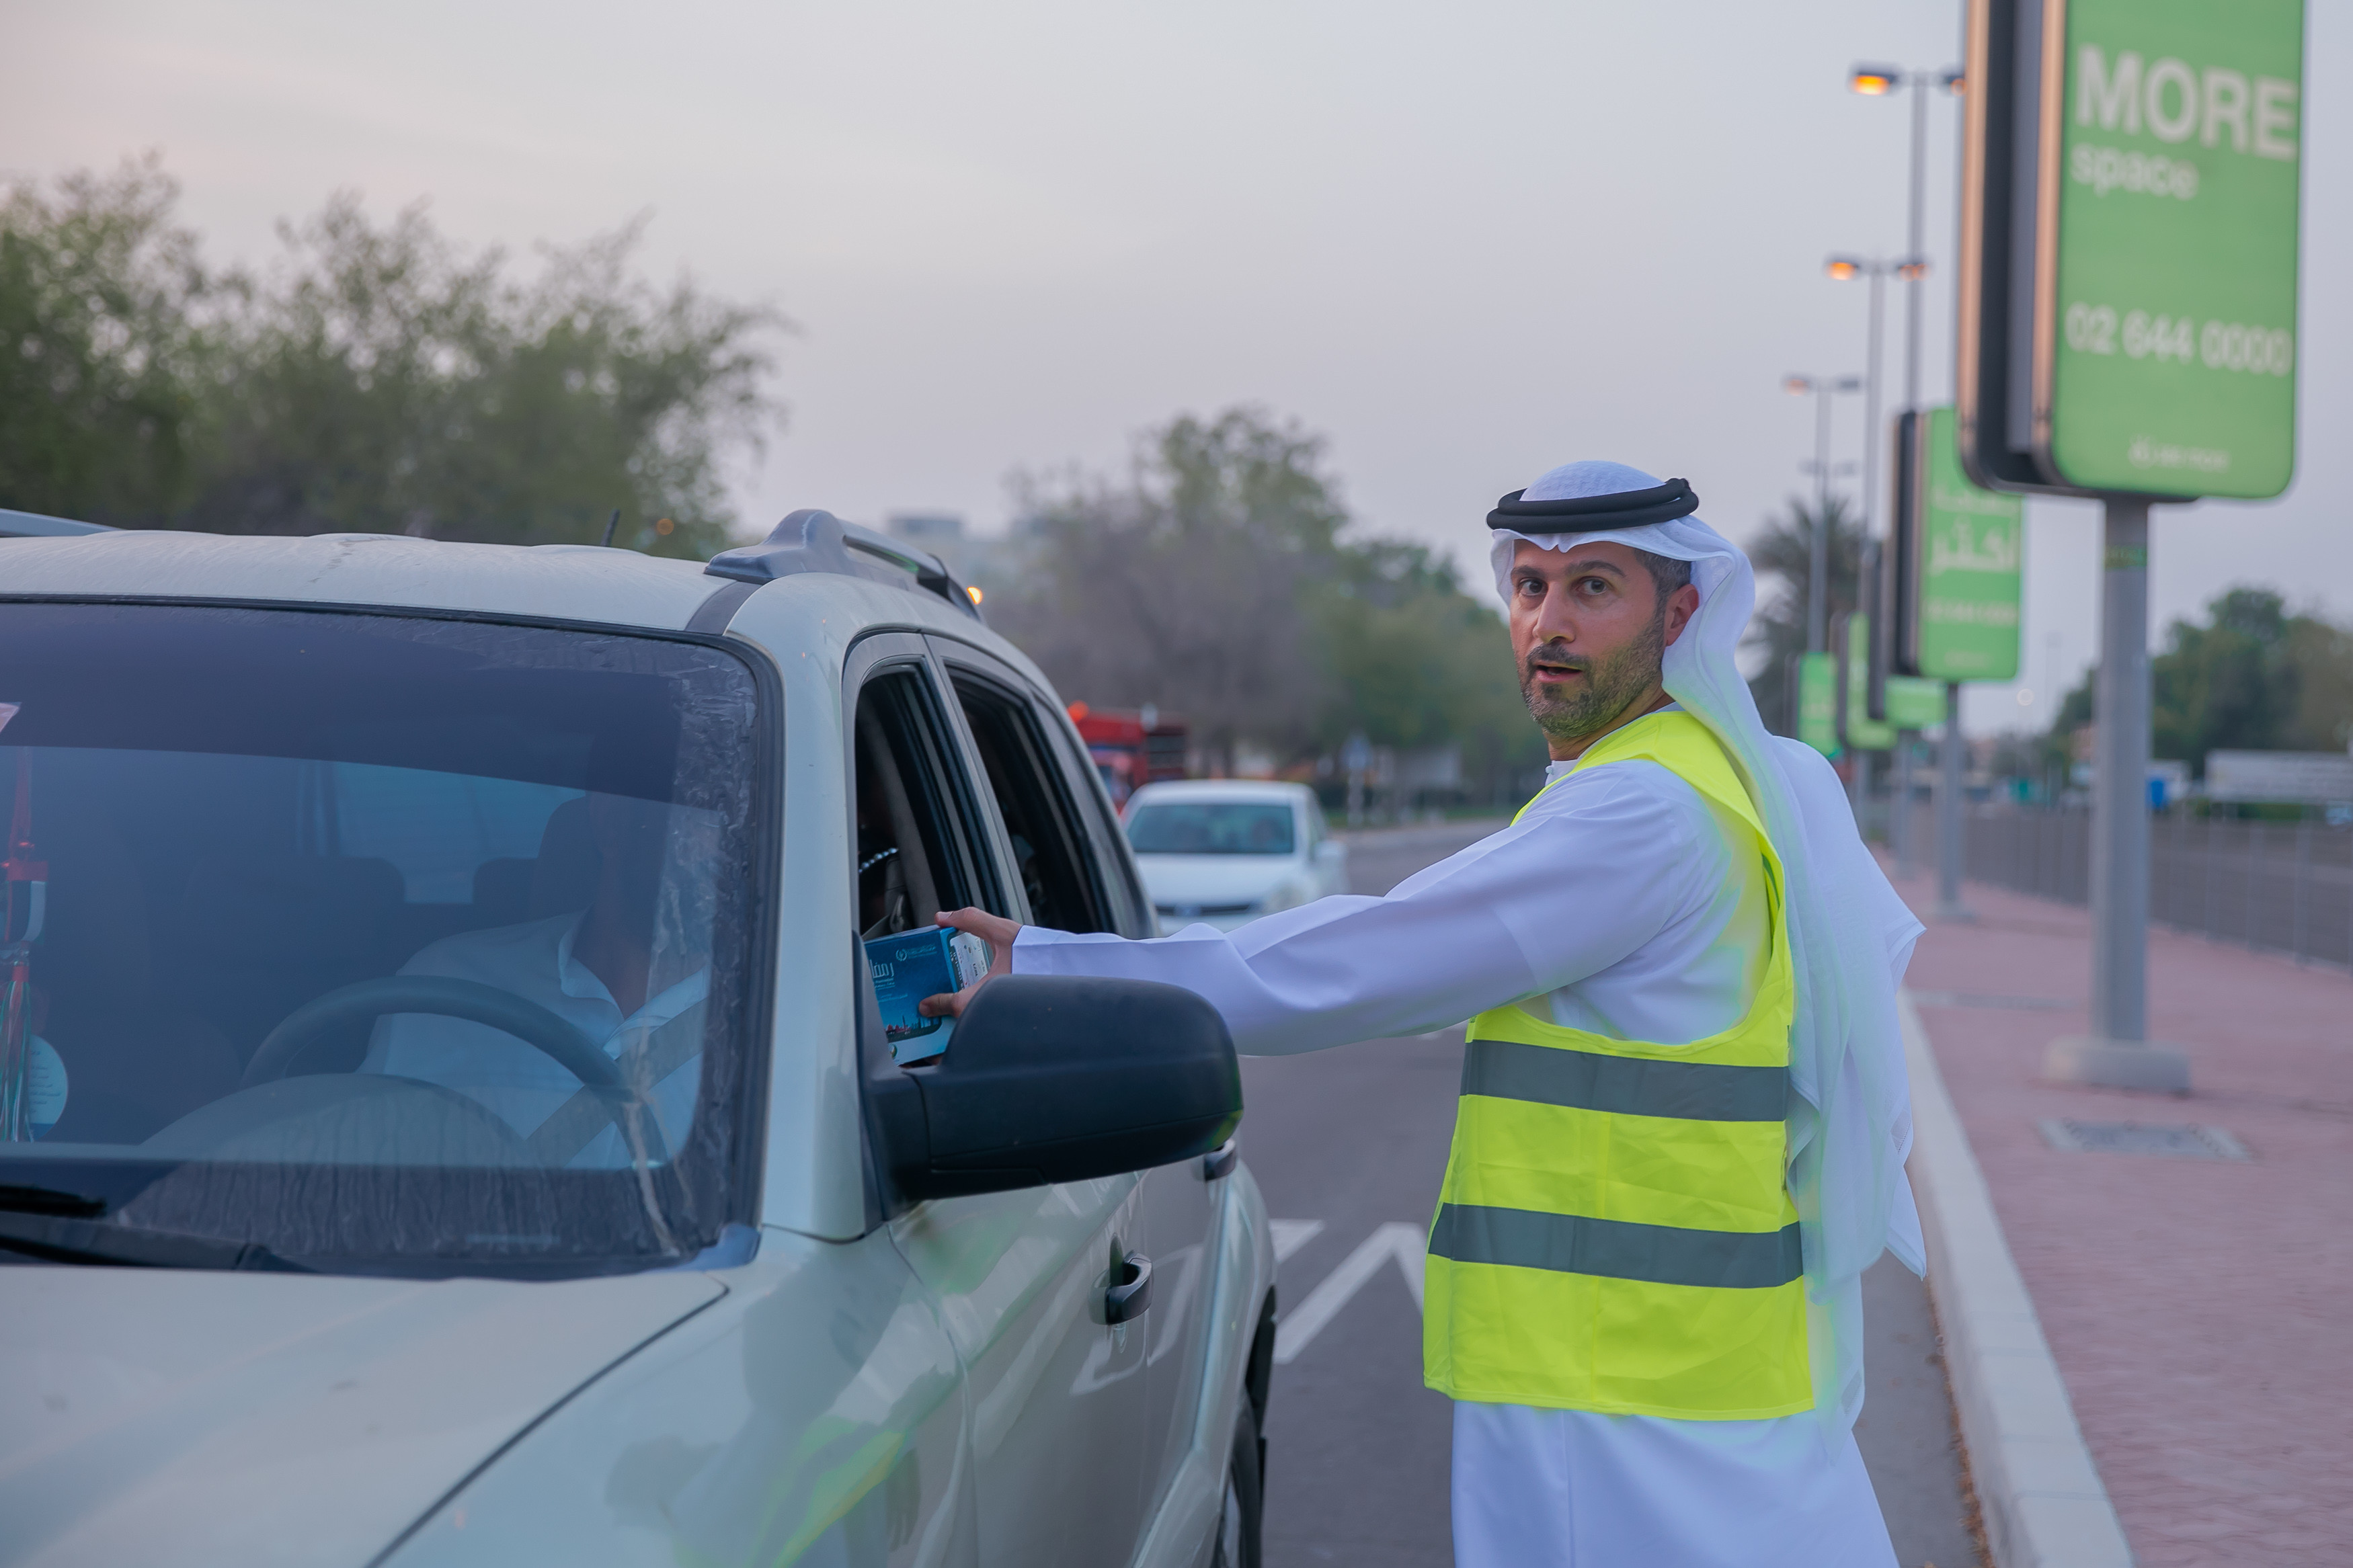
865, 975, 1242, 1204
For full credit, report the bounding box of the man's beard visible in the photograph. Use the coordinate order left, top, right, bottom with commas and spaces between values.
1520, 612, 1667, 745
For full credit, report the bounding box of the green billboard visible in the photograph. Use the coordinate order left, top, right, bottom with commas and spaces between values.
1886, 675, 1946, 729
1917, 407, 2024, 682
2039, 0, 2304, 497
1845, 616, 1895, 752
1798, 652, 1839, 757
1849, 612, 1946, 738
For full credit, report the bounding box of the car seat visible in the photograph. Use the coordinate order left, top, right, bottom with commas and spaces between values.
32, 817, 242, 1144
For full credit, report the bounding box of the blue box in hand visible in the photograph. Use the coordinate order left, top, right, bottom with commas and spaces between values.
865, 927, 992, 1064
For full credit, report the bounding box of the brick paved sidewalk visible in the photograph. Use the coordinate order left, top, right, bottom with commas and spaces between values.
1886, 861, 2353, 1567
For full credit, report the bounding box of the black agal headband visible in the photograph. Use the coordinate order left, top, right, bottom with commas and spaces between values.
1487, 477, 1700, 533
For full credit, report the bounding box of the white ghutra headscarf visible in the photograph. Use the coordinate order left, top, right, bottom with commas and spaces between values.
1490, 459, 1926, 1438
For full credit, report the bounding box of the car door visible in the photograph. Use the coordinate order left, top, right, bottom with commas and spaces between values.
930, 638, 1224, 1540
846, 634, 1153, 1567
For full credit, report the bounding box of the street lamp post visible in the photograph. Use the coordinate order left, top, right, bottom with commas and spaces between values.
1848, 64, 1962, 409
1850, 60, 1962, 891
1782, 375, 1862, 657
1825, 253, 1925, 860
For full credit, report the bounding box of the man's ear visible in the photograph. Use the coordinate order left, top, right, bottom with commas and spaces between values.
1661, 583, 1702, 647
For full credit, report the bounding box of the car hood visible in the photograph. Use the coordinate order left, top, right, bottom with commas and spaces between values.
0, 1264, 723, 1568
1133, 854, 1304, 908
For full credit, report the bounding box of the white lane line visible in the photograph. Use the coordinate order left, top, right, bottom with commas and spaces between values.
1270, 1219, 1326, 1265
1273, 1222, 1425, 1364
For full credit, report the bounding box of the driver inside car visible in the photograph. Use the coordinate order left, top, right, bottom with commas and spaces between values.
361, 791, 711, 1167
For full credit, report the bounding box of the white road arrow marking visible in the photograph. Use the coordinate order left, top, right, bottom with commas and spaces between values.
1273, 1222, 1426, 1364
1270, 1219, 1326, 1264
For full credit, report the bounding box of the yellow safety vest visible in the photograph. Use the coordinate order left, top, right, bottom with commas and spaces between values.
1422, 708, 1810, 1420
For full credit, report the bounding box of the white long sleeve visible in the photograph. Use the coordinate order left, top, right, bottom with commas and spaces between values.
1016, 758, 1763, 1057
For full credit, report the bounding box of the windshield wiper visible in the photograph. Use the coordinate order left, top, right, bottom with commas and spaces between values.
0, 1181, 111, 1217
0, 1208, 310, 1272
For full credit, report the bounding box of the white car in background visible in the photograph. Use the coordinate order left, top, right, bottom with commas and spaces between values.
1125, 781, 1347, 934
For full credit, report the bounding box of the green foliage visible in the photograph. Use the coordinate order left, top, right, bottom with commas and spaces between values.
2151, 587, 2304, 762
0, 156, 210, 524
1741, 493, 1866, 733
1306, 539, 1529, 767
990, 407, 1543, 796
2041, 585, 2353, 777
0, 159, 785, 554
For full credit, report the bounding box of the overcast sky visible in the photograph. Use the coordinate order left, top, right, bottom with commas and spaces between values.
3, 0, 2344, 735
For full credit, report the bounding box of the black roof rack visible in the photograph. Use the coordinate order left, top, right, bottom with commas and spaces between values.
705, 509, 983, 622
0, 507, 112, 538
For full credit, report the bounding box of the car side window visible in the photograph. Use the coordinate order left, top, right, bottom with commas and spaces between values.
852, 664, 1001, 937
950, 675, 1115, 934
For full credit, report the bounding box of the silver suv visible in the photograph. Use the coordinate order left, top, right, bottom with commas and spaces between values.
0, 513, 1277, 1568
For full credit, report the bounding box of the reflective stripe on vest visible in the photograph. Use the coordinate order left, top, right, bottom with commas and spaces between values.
1421, 708, 1811, 1420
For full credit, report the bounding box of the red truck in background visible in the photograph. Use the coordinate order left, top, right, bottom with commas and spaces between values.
1067, 703, 1188, 807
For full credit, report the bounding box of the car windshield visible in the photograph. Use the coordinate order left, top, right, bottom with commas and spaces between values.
0, 602, 768, 1276
1126, 801, 1296, 856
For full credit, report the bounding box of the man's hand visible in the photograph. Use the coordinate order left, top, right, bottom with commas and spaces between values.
915, 907, 1022, 1019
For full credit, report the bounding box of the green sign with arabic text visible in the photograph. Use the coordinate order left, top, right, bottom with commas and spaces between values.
1886, 675, 1946, 729
1919, 407, 2024, 682
1844, 615, 1947, 746
1845, 617, 1894, 751
1798, 652, 1839, 757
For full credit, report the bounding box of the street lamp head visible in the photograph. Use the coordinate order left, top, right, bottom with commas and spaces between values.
1849, 64, 1900, 95
1939, 66, 1966, 93
1833, 376, 1864, 393
1784, 375, 1814, 395
1825, 256, 1865, 281
1895, 257, 1931, 281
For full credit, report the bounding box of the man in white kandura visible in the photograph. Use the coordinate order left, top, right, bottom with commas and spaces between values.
924, 460, 1925, 1566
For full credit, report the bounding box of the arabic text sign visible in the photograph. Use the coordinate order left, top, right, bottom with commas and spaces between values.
1919, 407, 2024, 682
1844, 615, 1938, 748
1845, 617, 1895, 752
2044, 0, 2303, 497
1886, 676, 1946, 729
1798, 653, 1839, 757
2204, 750, 2353, 804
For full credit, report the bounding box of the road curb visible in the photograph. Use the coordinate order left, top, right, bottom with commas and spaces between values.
1899, 989, 2137, 1568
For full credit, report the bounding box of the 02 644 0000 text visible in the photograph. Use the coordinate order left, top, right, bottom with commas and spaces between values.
2063, 303, 2292, 376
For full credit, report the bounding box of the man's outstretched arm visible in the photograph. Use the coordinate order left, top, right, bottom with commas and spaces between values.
918, 764, 1709, 1057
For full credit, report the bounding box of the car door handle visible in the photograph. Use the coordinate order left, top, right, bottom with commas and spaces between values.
1105, 1250, 1152, 1324
1203, 1138, 1238, 1180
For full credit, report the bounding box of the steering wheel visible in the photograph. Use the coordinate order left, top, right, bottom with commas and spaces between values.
239, 977, 665, 1163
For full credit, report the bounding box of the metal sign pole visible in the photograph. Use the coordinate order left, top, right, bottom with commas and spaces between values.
2091, 501, 2149, 1041
2048, 499, 2189, 1090
1938, 684, 1968, 919
1808, 389, 1833, 655
1892, 736, 1915, 878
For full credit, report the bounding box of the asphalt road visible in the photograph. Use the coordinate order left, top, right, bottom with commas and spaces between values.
1242, 821, 1981, 1568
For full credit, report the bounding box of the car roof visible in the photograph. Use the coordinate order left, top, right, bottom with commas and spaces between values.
1129, 779, 1314, 804
0, 521, 1062, 704
0, 507, 110, 538
0, 530, 726, 629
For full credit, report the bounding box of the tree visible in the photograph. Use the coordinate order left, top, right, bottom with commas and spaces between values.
1305, 538, 1536, 792
0, 159, 787, 556
987, 407, 1544, 793
993, 409, 1343, 774
0, 156, 211, 526
2039, 586, 2353, 780
1742, 494, 1867, 733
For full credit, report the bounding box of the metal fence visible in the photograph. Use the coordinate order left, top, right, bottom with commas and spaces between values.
1965, 807, 2353, 970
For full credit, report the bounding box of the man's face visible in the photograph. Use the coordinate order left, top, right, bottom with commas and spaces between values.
1508, 539, 1698, 751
